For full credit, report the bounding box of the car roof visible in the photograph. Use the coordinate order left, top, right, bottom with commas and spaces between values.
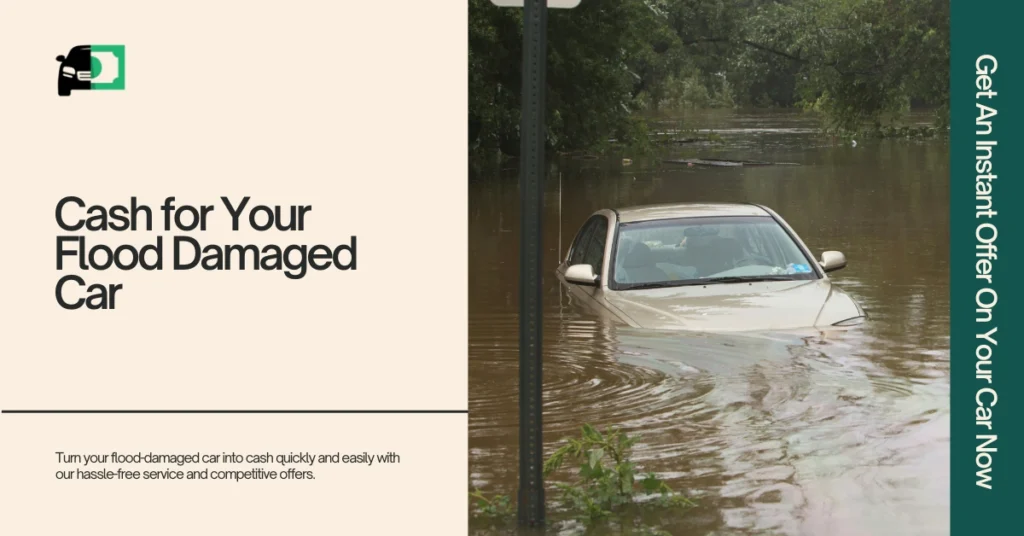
613, 202, 770, 223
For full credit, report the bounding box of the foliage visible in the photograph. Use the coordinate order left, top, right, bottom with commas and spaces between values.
470, 0, 672, 154
543, 424, 695, 527
615, 116, 659, 155
469, 488, 514, 520
469, 425, 694, 534
775, 0, 950, 132
470, 0, 949, 152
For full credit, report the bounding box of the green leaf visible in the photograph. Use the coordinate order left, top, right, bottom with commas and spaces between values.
642, 473, 662, 493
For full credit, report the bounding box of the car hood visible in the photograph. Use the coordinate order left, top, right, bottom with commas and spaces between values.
603, 279, 862, 332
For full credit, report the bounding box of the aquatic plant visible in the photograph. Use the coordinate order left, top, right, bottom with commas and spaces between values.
470, 424, 695, 534
543, 424, 695, 525
469, 488, 514, 519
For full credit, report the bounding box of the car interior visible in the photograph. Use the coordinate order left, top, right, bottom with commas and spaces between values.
615, 230, 753, 284
618, 240, 669, 283
606, 224, 770, 284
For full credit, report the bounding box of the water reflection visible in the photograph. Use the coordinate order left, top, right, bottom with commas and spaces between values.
469, 110, 949, 535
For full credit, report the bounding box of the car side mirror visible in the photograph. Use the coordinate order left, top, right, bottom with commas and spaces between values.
820, 251, 847, 273
56, 55, 66, 62
565, 264, 598, 286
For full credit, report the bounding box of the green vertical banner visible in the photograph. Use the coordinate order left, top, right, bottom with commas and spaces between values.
951, 0, 1021, 532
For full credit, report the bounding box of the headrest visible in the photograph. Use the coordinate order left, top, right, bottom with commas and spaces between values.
687, 234, 713, 248
621, 241, 654, 268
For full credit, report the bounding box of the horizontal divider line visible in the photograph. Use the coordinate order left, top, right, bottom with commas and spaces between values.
2, 409, 468, 414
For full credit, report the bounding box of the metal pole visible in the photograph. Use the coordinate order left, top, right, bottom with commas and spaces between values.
517, 0, 547, 528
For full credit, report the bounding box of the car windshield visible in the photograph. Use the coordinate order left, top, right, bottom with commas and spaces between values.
609, 215, 818, 290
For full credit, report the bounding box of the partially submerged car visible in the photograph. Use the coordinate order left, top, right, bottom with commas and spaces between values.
556, 203, 865, 332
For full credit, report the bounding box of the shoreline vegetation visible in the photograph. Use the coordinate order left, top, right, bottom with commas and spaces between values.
469, 0, 949, 158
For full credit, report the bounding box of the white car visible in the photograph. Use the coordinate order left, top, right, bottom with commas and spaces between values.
556, 202, 865, 332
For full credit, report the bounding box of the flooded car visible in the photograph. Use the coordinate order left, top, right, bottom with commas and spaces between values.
556, 202, 866, 332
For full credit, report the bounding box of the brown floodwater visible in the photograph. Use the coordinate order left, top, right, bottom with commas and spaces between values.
469, 110, 949, 535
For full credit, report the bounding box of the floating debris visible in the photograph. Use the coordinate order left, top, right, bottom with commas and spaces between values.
656, 137, 701, 145
663, 158, 801, 167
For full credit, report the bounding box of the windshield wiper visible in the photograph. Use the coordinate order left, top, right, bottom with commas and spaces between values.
701, 275, 803, 284
620, 275, 803, 290
620, 281, 704, 290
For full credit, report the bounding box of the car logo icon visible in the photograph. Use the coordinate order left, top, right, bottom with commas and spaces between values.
56, 45, 125, 96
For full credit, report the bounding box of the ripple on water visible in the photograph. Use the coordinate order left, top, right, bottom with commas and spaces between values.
470, 308, 948, 535
469, 120, 949, 534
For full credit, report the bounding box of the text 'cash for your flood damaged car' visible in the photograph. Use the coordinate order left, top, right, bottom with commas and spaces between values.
557, 203, 866, 333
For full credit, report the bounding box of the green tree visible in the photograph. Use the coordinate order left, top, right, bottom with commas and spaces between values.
469, 0, 949, 153
746, 0, 950, 131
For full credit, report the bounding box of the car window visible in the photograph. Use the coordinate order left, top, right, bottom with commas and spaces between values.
568, 216, 600, 266
610, 215, 818, 289
582, 217, 608, 276
740, 226, 769, 259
